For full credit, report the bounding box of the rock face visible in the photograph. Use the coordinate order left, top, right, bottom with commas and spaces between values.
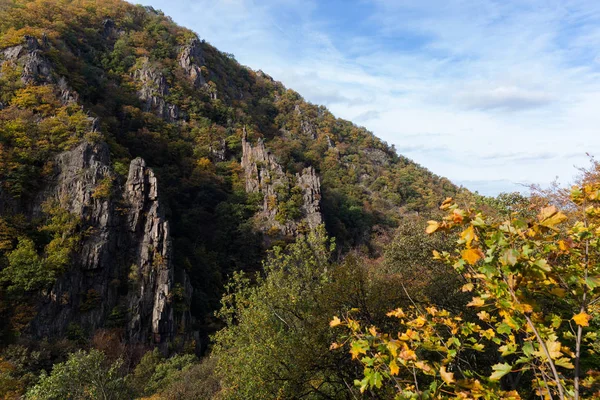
0, 35, 53, 84
179, 38, 206, 87
295, 105, 317, 139
18, 141, 191, 343
241, 133, 322, 236
124, 158, 174, 343
133, 59, 179, 122
0, 35, 78, 103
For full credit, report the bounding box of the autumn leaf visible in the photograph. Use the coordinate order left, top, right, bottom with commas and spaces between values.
538, 206, 567, 228
398, 344, 417, 361
386, 308, 405, 318
329, 316, 342, 327
462, 248, 483, 265
409, 316, 427, 328
467, 297, 485, 307
350, 340, 369, 359
425, 220, 439, 234
389, 359, 399, 376
440, 366, 455, 384
440, 197, 453, 210
573, 312, 591, 327
460, 225, 477, 247
461, 282, 474, 292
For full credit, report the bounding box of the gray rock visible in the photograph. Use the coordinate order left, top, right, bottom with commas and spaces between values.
2, 141, 192, 344
362, 148, 390, 166
179, 38, 206, 87
241, 131, 323, 236
0, 35, 78, 103
295, 104, 317, 139
124, 158, 175, 343
133, 59, 180, 122
0, 36, 52, 84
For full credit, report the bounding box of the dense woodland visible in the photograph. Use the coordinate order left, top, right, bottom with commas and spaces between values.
0, 0, 598, 399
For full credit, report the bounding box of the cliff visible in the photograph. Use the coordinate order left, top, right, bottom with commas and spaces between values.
23, 141, 192, 344
241, 133, 323, 236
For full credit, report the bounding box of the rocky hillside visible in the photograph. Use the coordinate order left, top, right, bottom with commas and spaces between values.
0, 0, 458, 346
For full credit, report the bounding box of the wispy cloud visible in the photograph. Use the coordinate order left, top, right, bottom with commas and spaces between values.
135, 0, 600, 195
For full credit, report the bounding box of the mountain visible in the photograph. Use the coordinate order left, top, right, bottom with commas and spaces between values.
0, 0, 458, 348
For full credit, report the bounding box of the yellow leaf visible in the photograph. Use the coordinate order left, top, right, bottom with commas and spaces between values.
538, 206, 567, 228
440, 197, 453, 210
399, 343, 417, 361
440, 366, 455, 384
467, 297, 485, 307
461, 283, 474, 292
573, 312, 591, 327
386, 340, 399, 357
558, 240, 569, 251
426, 220, 439, 234
462, 248, 483, 265
369, 326, 378, 336
542, 340, 562, 360
386, 308, 405, 318
409, 316, 427, 328
460, 225, 477, 247
426, 306, 438, 316
550, 287, 566, 298
477, 311, 490, 321
389, 359, 399, 376
415, 361, 433, 374
329, 316, 342, 328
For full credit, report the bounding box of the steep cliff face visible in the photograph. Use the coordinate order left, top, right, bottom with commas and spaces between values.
124, 158, 175, 343
241, 133, 323, 236
133, 58, 179, 122
24, 141, 190, 343
179, 38, 207, 88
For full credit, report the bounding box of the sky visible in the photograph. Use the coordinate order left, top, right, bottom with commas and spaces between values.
135, 0, 600, 196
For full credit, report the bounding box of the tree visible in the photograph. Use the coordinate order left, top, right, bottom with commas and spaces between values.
26, 349, 129, 400
334, 187, 600, 399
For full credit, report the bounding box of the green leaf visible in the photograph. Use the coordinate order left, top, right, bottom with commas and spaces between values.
522, 341, 535, 357
489, 363, 512, 381
555, 357, 575, 369
497, 323, 512, 335
585, 275, 600, 290
534, 259, 551, 272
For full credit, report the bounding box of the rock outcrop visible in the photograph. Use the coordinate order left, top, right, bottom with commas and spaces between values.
0, 35, 52, 84
18, 141, 190, 343
241, 133, 322, 236
179, 38, 206, 87
295, 104, 317, 139
0, 35, 78, 103
124, 158, 174, 343
133, 59, 179, 122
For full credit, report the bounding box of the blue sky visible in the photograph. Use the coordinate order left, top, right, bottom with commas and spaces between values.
135, 0, 600, 195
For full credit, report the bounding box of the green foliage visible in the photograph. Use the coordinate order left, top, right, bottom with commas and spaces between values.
336, 186, 600, 398
212, 227, 347, 399
1, 238, 48, 293
0, 202, 80, 295
25, 349, 129, 400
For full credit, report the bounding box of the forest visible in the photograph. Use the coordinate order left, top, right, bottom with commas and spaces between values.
0, 0, 598, 398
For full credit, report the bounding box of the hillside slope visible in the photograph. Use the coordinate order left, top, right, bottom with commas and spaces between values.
0, 0, 458, 344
